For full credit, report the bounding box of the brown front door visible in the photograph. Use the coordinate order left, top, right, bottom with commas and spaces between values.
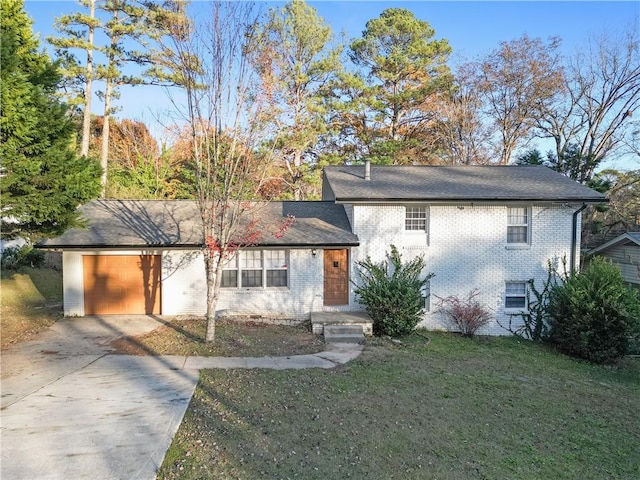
323, 249, 349, 306
83, 255, 161, 315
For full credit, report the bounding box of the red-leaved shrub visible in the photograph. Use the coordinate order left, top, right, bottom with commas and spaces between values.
437, 289, 492, 337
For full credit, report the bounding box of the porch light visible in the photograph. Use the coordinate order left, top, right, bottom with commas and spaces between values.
311, 249, 317, 258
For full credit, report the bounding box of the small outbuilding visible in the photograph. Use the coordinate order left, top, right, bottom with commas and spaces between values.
585, 232, 640, 288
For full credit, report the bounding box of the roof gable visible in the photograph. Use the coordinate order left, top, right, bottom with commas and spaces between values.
587, 232, 640, 256
323, 165, 607, 203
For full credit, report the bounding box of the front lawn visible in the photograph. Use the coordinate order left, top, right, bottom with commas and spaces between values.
159, 333, 640, 480
1, 267, 62, 348
110, 317, 325, 357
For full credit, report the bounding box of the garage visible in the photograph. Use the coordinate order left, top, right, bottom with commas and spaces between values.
83, 255, 161, 315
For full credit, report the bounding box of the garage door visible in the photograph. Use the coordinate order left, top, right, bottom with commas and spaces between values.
83, 255, 161, 315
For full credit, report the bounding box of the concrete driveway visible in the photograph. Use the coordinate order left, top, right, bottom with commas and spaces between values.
0, 316, 362, 480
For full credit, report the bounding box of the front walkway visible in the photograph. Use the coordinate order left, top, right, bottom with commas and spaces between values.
0, 316, 363, 480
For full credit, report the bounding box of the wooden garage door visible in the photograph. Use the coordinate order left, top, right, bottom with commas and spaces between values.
83, 255, 161, 315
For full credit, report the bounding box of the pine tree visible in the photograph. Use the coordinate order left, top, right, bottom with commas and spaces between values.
332, 8, 453, 165
47, 0, 99, 157
0, 0, 101, 241
48, 0, 187, 196
249, 0, 342, 199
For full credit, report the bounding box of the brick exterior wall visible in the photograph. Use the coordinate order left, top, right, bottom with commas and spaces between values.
162, 248, 326, 320
349, 203, 581, 335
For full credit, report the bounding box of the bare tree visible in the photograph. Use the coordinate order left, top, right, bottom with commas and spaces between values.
536, 27, 640, 181
471, 35, 564, 164
429, 64, 493, 165
161, 1, 290, 342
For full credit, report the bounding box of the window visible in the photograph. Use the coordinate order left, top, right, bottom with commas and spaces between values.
221, 249, 288, 288
265, 250, 288, 287
240, 250, 263, 287
221, 255, 238, 288
505, 282, 527, 309
405, 206, 428, 231
507, 207, 529, 244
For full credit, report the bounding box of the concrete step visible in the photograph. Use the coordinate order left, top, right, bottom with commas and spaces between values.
324, 324, 365, 344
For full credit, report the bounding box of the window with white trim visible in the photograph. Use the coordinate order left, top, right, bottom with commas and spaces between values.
264, 250, 288, 287
505, 281, 527, 309
220, 260, 238, 288
405, 206, 428, 231
241, 250, 263, 287
221, 250, 288, 288
507, 207, 529, 244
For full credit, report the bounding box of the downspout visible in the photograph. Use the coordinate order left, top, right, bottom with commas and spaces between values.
570, 203, 587, 275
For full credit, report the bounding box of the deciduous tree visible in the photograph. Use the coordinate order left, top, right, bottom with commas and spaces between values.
248, 0, 342, 199
161, 1, 292, 342
469, 35, 564, 164
536, 28, 640, 180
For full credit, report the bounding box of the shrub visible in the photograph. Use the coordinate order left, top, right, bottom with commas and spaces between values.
437, 289, 492, 337
548, 256, 640, 364
353, 245, 434, 337
0, 244, 45, 270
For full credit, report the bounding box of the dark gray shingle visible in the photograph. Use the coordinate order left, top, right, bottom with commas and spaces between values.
323, 164, 607, 202
38, 200, 359, 248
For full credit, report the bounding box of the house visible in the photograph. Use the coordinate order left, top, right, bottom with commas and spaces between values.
39, 164, 606, 335
585, 232, 640, 288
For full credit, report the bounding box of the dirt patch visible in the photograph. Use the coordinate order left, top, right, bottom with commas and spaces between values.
109, 316, 325, 357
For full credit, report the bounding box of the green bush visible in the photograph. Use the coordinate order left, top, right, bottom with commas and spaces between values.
548, 256, 640, 364
1, 244, 45, 270
353, 245, 434, 337
499, 260, 566, 341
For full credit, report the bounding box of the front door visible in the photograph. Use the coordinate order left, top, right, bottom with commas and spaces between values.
323, 249, 349, 306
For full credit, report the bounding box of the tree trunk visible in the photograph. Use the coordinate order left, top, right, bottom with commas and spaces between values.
100, 79, 112, 197
80, 0, 95, 157
204, 249, 223, 343
293, 149, 302, 200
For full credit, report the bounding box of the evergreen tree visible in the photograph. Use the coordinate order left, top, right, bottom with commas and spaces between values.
331, 8, 453, 165
0, 0, 101, 241
47, 0, 99, 157
48, 0, 187, 196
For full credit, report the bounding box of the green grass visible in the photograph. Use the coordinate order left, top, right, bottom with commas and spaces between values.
1, 267, 63, 348
158, 333, 640, 480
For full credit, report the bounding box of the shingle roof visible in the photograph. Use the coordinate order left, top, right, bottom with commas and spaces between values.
323, 164, 607, 203
38, 200, 359, 248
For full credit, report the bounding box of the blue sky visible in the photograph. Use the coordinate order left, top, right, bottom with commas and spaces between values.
24, 1, 640, 167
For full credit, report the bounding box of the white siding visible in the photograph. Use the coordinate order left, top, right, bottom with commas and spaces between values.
63, 251, 84, 316
349, 203, 579, 336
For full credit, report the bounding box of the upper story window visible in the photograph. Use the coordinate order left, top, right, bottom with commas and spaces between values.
405, 206, 428, 231
221, 250, 288, 288
507, 207, 530, 244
